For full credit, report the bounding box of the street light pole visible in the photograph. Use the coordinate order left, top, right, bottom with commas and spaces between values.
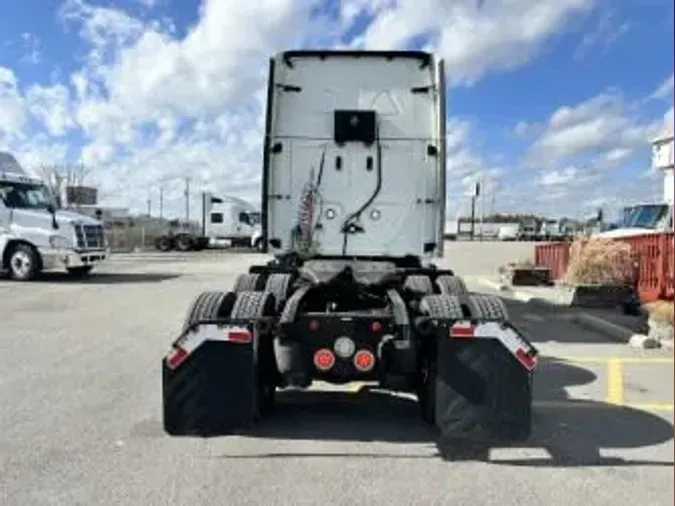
470, 182, 480, 241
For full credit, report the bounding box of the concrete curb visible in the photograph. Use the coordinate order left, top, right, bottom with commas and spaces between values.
476, 277, 634, 344
567, 312, 633, 344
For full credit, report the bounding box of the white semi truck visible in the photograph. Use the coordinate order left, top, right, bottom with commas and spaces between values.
0, 152, 108, 280
154, 193, 263, 252
161, 50, 537, 449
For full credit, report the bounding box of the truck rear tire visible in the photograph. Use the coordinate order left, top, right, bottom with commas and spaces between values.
7, 244, 41, 281
174, 234, 193, 252
163, 290, 277, 436
417, 294, 532, 443
404, 275, 433, 294
155, 235, 173, 252
233, 273, 262, 292
435, 275, 469, 295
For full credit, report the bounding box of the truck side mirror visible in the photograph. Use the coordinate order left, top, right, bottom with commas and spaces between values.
95, 209, 103, 220
46, 203, 56, 214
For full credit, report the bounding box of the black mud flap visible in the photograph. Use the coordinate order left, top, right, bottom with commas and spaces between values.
162, 339, 258, 437
434, 337, 532, 443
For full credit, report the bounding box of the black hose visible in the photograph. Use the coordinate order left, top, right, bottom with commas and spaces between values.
341, 125, 383, 255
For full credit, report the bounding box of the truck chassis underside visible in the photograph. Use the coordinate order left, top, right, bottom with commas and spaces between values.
162, 255, 538, 448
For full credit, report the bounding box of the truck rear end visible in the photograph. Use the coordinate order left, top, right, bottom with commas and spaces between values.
262, 50, 446, 260
162, 50, 536, 453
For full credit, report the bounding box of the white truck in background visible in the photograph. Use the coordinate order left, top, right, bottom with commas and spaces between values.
0, 152, 108, 281
203, 194, 263, 249
154, 193, 263, 252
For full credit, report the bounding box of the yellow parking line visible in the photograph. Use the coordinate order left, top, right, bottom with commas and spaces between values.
606, 358, 625, 405
348, 381, 367, 393
546, 356, 674, 364
535, 400, 674, 412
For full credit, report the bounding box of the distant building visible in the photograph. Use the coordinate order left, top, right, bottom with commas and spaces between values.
66, 185, 98, 206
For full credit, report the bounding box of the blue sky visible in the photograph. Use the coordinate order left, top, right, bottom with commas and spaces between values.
0, 0, 673, 219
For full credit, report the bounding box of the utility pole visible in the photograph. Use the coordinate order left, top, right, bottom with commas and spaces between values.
470, 182, 480, 241
479, 178, 485, 242
147, 190, 151, 217
184, 177, 191, 226
159, 186, 164, 220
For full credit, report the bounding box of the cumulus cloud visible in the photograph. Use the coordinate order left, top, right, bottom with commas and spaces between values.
524, 92, 662, 170
0, 0, 668, 221
346, 0, 595, 85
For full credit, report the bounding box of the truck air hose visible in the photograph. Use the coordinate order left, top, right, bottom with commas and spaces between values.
341, 125, 383, 255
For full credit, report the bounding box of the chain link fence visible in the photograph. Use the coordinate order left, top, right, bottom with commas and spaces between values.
105, 222, 166, 253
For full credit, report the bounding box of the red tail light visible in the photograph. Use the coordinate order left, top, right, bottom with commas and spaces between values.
515, 348, 536, 371
309, 320, 320, 331
449, 323, 474, 338
370, 321, 383, 333
166, 347, 188, 370
313, 348, 335, 371
353, 349, 375, 372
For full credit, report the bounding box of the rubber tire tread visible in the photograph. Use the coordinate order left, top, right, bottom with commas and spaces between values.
264, 274, 293, 311
7, 243, 41, 281
435, 275, 469, 295
418, 294, 464, 319
404, 275, 433, 294
233, 273, 261, 292
435, 339, 532, 443
181, 291, 228, 334
467, 294, 509, 320
175, 234, 193, 252
230, 291, 276, 319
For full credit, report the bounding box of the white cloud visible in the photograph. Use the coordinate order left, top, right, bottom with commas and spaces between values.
651, 73, 674, 101
26, 84, 75, 136
524, 92, 662, 169
574, 8, 630, 60
0, 0, 668, 222
20, 32, 42, 65
0, 67, 26, 143
347, 0, 595, 85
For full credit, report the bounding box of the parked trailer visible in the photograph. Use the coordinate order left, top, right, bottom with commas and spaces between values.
161, 50, 537, 450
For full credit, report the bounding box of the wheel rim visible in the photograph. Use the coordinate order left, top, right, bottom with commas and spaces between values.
11, 251, 32, 277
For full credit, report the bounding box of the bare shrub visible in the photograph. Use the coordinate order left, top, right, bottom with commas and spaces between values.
563, 237, 634, 286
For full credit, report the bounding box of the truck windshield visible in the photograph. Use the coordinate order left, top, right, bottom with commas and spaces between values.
0, 182, 53, 210
624, 204, 669, 229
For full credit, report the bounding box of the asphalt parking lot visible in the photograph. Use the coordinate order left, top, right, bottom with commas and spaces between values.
0, 248, 673, 506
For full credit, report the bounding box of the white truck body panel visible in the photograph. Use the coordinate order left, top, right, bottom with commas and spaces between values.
263, 51, 446, 259
202, 193, 261, 245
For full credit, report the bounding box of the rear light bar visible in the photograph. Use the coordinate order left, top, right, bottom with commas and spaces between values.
448, 320, 537, 371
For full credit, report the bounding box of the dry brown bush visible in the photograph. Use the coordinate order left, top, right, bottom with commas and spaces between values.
563, 237, 635, 286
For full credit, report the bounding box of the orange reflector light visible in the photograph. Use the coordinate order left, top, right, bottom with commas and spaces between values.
353, 349, 375, 371
370, 321, 383, 333
313, 348, 335, 371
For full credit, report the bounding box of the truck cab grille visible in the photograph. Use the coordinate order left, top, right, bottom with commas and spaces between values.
75, 224, 105, 250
